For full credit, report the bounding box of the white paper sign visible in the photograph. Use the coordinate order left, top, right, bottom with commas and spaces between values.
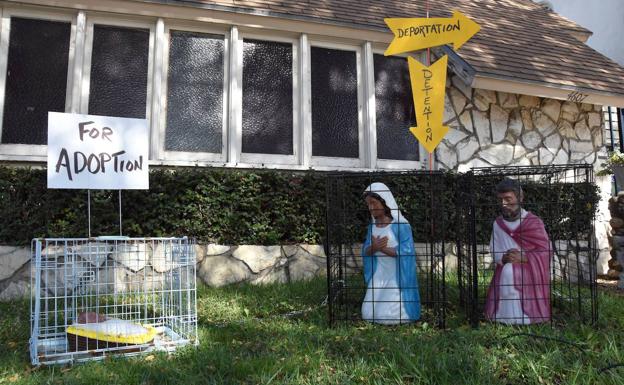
47, 112, 149, 189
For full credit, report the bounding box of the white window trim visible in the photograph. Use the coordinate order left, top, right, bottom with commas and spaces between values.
372, 49, 427, 170
236, 32, 299, 166
362, 41, 375, 169
80, 16, 156, 122
149, 17, 164, 161
0, 7, 77, 158
156, 22, 229, 163
228, 25, 240, 166
308, 40, 365, 168
70, 11, 86, 114
299, 33, 311, 167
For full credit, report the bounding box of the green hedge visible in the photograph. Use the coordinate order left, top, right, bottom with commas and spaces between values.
326, 172, 600, 244
325, 173, 457, 243
0, 167, 326, 246
0, 167, 600, 246
469, 177, 600, 243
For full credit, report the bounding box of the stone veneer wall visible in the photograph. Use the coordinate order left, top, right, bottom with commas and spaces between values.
0, 244, 327, 300
439, 76, 605, 170
439, 77, 611, 275
0, 239, 593, 301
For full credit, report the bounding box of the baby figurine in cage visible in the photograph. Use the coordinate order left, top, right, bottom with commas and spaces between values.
485, 178, 551, 324
361, 182, 420, 324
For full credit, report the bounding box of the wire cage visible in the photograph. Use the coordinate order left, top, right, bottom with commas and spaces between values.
29, 237, 197, 365
325, 171, 450, 327
457, 165, 599, 326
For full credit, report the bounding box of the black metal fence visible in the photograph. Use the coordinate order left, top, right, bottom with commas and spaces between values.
457, 165, 598, 326
325, 171, 450, 327
325, 165, 599, 328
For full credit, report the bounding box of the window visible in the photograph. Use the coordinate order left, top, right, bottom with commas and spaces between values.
242, 38, 294, 156
0, 17, 71, 146
164, 30, 226, 155
310, 45, 362, 166
234, 35, 298, 165
0, 6, 427, 172
86, 24, 151, 118
603, 106, 622, 152
373, 54, 419, 162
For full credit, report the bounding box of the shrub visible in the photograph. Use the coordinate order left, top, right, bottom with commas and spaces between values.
0, 167, 599, 246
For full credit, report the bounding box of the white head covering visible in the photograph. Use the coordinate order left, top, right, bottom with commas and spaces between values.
363, 182, 409, 224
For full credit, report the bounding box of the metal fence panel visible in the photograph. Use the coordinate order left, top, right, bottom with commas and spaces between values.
30, 237, 197, 365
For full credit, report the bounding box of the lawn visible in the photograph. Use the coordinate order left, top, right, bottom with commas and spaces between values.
1, 277, 623, 385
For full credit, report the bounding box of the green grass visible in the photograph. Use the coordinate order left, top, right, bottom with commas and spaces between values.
1, 277, 624, 385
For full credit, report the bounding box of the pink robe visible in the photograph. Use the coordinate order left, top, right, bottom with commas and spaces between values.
485, 212, 551, 324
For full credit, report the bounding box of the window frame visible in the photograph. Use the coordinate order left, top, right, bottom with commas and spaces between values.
371, 48, 426, 170
235, 31, 299, 166
156, 22, 229, 162
308, 40, 365, 168
80, 16, 156, 122
0, 7, 77, 159
603, 106, 622, 152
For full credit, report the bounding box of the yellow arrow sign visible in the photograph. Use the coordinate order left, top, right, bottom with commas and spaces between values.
384, 11, 480, 56
407, 55, 449, 153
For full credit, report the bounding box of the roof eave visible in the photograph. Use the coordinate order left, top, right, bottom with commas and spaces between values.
472, 74, 624, 107
129, 0, 391, 33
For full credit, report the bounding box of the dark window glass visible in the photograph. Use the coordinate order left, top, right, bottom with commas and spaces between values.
88, 25, 149, 118
242, 39, 293, 155
311, 47, 359, 158
374, 54, 419, 161
1, 18, 70, 145
165, 31, 224, 153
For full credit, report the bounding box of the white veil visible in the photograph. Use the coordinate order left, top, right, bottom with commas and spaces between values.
363, 182, 409, 225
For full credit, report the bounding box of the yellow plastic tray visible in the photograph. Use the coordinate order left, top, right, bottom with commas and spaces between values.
66, 323, 157, 345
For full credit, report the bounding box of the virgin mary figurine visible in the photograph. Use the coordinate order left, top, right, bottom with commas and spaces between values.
361, 182, 420, 324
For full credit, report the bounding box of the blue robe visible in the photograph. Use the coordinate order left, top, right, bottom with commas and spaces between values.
362, 222, 421, 321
